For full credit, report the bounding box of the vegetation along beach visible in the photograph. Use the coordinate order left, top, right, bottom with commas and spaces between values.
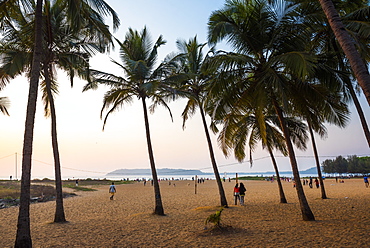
1, 0, 370, 247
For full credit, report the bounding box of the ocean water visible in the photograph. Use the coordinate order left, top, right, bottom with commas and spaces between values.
1, 171, 323, 181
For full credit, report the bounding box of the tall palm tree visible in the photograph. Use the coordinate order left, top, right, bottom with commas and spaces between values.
170, 36, 228, 207
42, 1, 114, 223
0, 0, 113, 224
0, 0, 119, 246
84, 27, 173, 215
16, 1, 43, 246
293, 0, 370, 147
317, 0, 370, 106
299, 88, 349, 199
207, 0, 318, 220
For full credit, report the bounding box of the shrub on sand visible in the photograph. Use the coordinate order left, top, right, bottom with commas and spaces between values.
205, 207, 224, 229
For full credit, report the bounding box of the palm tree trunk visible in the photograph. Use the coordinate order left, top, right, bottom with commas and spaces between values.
199, 105, 228, 207
308, 123, 327, 199
267, 147, 287, 203
347, 82, 370, 147
141, 97, 164, 215
332, 41, 370, 147
273, 100, 315, 221
15, 0, 43, 246
43, 65, 66, 222
319, 0, 370, 106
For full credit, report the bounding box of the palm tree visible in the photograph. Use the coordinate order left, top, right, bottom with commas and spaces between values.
16, 1, 43, 245
317, 0, 370, 106
1, 0, 113, 224
207, 0, 318, 220
84, 27, 173, 215
208, 89, 308, 204
0, 97, 10, 115
293, 0, 370, 147
0, 0, 119, 246
217, 111, 309, 204
170, 36, 228, 207
42, 1, 114, 223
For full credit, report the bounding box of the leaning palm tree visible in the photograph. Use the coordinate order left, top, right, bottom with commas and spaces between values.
170, 36, 228, 207
84, 27, 173, 215
0, 0, 119, 245
317, 0, 370, 106
207, 0, 319, 220
293, 0, 370, 147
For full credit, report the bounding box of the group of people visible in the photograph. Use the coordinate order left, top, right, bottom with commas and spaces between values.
233, 183, 246, 206
301, 177, 320, 188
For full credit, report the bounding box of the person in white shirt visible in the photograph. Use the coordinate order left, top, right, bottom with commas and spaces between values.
109, 182, 116, 200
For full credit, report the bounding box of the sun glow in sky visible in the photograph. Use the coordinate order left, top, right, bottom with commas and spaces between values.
0, 0, 369, 179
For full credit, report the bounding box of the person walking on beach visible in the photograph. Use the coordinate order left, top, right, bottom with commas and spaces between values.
239, 183, 246, 206
364, 176, 369, 188
109, 182, 116, 200
315, 178, 319, 188
309, 176, 313, 188
233, 183, 240, 205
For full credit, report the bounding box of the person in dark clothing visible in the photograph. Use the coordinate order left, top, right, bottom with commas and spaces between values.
239, 183, 247, 206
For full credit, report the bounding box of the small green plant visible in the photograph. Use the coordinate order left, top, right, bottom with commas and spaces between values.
205, 207, 224, 228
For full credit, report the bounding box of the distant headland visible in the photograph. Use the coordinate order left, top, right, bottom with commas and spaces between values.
106, 168, 208, 176
106, 167, 318, 176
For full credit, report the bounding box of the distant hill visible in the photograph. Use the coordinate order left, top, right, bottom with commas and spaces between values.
106, 168, 206, 176
299, 167, 318, 174
106, 167, 318, 177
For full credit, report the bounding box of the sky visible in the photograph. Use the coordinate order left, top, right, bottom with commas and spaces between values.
0, 0, 369, 179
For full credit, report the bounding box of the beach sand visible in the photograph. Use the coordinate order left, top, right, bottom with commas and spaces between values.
1, 178, 369, 247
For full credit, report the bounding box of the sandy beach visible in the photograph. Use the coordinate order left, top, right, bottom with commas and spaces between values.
1, 178, 369, 247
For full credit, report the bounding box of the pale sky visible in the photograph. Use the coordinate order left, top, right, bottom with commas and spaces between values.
0, 0, 369, 179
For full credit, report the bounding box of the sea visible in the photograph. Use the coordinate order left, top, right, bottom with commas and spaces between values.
1, 171, 325, 181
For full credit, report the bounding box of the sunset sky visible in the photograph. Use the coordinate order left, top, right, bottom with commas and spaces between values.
0, 0, 369, 179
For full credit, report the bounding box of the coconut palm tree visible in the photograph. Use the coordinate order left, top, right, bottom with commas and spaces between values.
317, 0, 370, 106
211, 103, 309, 204
169, 36, 228, 207
0, 0, 119, 246
42, 1, 114, 223
299, 86, 349, 199
292, 0, 370, 147
84, 27, 174, 215
1, 0, 114, 224
207, 0, 319, 220
206, 79, 309, 205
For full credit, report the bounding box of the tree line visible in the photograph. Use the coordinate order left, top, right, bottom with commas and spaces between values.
322, 155, 370, 175
1, 0, 370, 247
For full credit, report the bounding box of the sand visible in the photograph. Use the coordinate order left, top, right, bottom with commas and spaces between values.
1, 178, 369, 247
